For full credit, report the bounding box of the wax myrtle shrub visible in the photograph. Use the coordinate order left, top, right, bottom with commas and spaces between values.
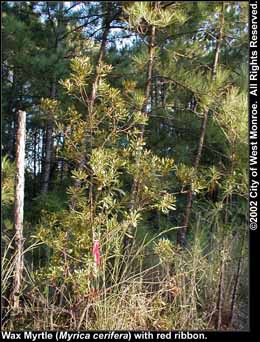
26, 55, 176, 326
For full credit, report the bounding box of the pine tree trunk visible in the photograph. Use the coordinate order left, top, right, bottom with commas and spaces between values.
33, 129, 37, 196
12, 110, 26, 310
178, 3, 225, 246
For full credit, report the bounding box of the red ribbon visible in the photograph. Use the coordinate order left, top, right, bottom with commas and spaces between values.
93, 240, 101, 267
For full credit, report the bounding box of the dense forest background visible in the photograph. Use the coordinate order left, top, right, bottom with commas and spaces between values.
2, 1, 249, 331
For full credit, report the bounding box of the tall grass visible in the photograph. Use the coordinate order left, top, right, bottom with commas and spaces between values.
2, 214, 248, 331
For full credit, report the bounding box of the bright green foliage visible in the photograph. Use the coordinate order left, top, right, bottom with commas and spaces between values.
125, 2, 187, 29
34, 55, 176, 294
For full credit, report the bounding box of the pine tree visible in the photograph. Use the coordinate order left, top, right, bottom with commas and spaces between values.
178, 2, 226, 246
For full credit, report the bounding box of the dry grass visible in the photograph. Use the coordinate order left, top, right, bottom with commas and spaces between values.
2, 217, 248, 331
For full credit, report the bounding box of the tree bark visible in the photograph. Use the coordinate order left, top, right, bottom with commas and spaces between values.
177, 3, 225, 246
11, 110, 26, 310
33, 129, 37, 196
